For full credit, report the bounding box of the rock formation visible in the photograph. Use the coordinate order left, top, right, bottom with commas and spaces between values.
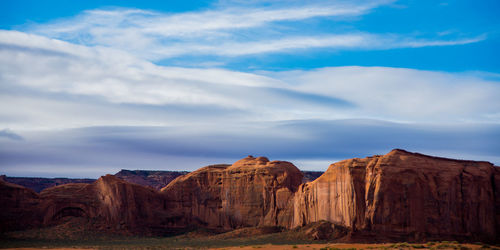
0, 178, 41, 232
1, 169, 319, 193
1, 150, 498, 242
1, 176, 96, 193
288, 149, 499, 242
0, 175, 171, 234
40, 175, 173, 234
161, 157, 303, 230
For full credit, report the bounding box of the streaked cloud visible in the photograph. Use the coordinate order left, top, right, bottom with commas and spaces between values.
22, 0, 484, 62
1, 121, 499, 177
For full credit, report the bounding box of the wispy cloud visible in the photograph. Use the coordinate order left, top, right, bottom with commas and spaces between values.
152, 34, 485, 57
1, 121, 499, 177
22, 0, 484, 62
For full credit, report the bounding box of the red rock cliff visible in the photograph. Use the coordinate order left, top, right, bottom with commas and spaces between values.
161, 156, 303, 230
35, 175, 169, 234
288, 149, 499, 241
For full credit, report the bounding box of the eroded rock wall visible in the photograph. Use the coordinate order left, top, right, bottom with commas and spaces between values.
161, 157, 303, 230
289, 149, 499, 241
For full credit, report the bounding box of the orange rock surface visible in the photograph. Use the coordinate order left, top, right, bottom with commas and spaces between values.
288, 149, 499, 241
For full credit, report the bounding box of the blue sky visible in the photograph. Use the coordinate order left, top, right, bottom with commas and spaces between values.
0, 0, 499, 177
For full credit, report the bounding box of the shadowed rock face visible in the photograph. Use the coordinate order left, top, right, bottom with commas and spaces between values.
0, 179, 41, 232
0, 175, 171, 234
40, 175, 172, 234
288, 149, 500, 242
161, 156, 303, 230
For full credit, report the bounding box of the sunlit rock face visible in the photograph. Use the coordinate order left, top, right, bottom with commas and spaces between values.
161, 156, 303, 230
288, 149, 499, 241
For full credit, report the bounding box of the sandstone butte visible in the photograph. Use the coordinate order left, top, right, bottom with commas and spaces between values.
0, 149, 499, 242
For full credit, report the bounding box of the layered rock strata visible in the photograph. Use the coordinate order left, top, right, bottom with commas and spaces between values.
1, 150, 498, 242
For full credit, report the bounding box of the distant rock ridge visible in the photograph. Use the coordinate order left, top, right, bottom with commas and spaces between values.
1, 176, 95, 193
0, 149, 498, 242
2, 169, 322, 193
114, 169, 190, 190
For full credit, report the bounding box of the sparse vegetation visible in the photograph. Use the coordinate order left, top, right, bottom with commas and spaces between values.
411, 244, 425, 248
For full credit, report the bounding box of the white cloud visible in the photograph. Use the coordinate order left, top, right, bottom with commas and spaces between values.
276, 66, 500, 122
154, 34, 484, 57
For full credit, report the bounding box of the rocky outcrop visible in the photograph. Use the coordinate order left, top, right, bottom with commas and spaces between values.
289, 149, 500, 242
39, 175, 171, 234
1, 150, 498, 242
0, 175, 171, 235
161, 156, 303, 230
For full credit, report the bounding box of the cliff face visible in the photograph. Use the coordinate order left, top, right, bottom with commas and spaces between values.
289, 149, 499, 241
0, 175, 171, 234
1, 150, 498, 242
0, 179, 41, 232
161, 156, 303, 230
42, 175, 172, 234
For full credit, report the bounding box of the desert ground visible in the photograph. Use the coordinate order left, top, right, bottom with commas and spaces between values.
1, 242, 498, 250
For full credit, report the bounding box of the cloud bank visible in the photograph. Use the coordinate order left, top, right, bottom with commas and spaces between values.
1, 30, 498, 130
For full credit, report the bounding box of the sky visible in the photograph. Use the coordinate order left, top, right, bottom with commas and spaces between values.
0, 0, 499, 177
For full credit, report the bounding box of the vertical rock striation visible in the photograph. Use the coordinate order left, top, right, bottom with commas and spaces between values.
36, 175, 170, 234
289, 149, 499, 241
161, 156, 303, 230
